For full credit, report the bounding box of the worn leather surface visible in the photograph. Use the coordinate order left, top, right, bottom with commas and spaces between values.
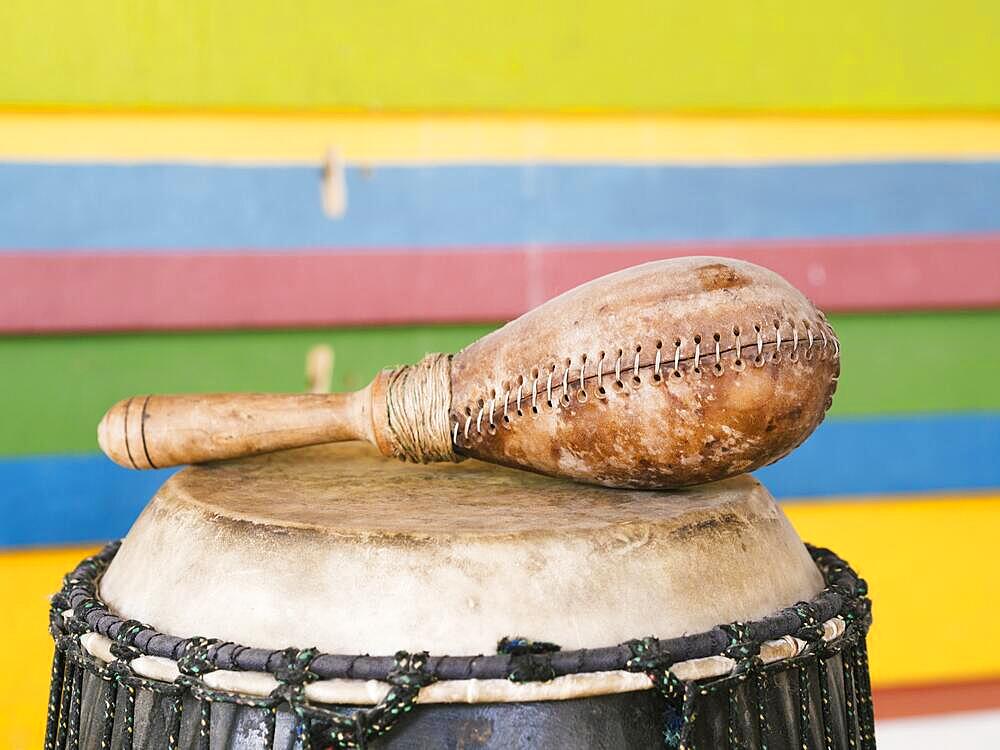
98, 443, 822, 655
450, 257, 839, 488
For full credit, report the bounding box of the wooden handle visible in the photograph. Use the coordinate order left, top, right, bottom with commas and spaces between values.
98, 388, 380, 470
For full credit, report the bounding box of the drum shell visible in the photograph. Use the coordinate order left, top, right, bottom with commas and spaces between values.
48, 448, 873, 749
63, 648, 866, 749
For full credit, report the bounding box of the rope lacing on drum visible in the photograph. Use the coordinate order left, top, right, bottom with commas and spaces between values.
720, 621, 768, 750
309, 650, 436, 750
793, 602, 836, 750
173, 637, 223, 750
106, 619, 155, 750
268, 647, 322, 749
623, 637, 692, 749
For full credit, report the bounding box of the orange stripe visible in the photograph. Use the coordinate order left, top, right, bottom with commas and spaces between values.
874, 678, 1000, 719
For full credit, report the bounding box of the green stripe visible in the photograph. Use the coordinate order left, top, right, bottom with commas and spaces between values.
1, 2, 998, 112
0, 325, 493, 457
831, 310, 1000, 416
1, 310, 998, 457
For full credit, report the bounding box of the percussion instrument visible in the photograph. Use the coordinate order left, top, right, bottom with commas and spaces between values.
97, 256, 840, 489
47, 444, 873, 749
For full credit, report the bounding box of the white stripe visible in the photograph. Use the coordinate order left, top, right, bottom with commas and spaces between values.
876, 709, 1000, 750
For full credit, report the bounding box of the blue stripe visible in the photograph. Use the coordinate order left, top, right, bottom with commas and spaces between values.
2, 161, 1000, 250
3, 413, 999, 548
1, 455, 175, 547
754, 413, 1000, 498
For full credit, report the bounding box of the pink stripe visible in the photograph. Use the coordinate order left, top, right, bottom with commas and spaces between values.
2, 234, 998, 333
537, 234, 1000, 313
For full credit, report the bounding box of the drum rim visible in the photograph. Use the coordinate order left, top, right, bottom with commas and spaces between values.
52, 542, 871, 684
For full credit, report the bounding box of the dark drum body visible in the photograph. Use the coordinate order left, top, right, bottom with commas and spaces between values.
47, 544, 875, 750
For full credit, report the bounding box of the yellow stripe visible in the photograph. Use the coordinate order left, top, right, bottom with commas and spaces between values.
0, 545, 99, 750
2, 495, 997, 745
785, 494, 1000, 687
2, 113, 1000, 164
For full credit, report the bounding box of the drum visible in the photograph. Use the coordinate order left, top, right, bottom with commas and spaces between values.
46, 443, 873, 749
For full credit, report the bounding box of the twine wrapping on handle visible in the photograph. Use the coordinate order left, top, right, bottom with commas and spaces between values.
384, 353, 460, 463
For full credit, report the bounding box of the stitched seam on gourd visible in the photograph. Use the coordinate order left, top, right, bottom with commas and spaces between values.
452, 317, 839, 442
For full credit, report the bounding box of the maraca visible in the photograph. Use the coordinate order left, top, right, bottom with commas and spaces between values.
98, 256, 839, 489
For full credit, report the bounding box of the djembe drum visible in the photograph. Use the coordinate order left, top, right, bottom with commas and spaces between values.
47, 444, 873, 749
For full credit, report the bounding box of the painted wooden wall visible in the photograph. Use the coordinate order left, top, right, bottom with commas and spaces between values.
2, 3, 999, 747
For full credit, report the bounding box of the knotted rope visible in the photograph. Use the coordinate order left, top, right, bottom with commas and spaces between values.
384, 353, 460, 464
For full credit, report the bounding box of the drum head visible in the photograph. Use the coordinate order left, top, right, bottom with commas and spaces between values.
100, 443, 822, 655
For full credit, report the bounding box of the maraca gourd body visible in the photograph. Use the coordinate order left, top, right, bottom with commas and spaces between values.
99, 257, 839, 489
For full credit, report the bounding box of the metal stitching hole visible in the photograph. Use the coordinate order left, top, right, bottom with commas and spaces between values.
713, 363, 723, 375
754, 354, 765, 367
597, 386, 608, 398
655, 339, 663, 349
693, 334, 702, 344
613, 379, 625, 391
733, 358, 745, 372
631, 375, 642, 388
560, 394, 571, 406
670, 369, 682, 379
577, 389, 588, 402
713, 332, 721, 342
652, 372, 663, 383
732, 326, 741, 336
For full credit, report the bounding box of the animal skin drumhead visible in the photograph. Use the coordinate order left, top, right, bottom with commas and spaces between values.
99, 443, 823, 655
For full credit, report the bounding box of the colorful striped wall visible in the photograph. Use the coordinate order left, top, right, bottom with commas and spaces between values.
2, 3, 999, 112
3, 3, 1000, 747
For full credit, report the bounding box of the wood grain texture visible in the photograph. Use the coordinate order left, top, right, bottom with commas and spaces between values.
98, 391, 375, 469
1, 2, 998, 111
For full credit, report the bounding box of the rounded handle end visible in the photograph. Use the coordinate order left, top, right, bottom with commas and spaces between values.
98, 397, 156, 469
